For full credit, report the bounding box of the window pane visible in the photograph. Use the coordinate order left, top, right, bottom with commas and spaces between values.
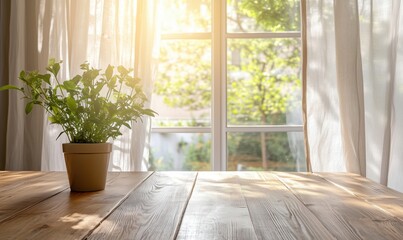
149, 133, 211, 170
152, 40, 211, 127
160, 0, 211, 33
227, 38, 301, 125
227, 0, 301, 33
227, 132, 306, 171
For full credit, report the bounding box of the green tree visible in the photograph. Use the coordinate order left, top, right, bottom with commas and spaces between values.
154, 40, 211, 115
182, 134, 211, 170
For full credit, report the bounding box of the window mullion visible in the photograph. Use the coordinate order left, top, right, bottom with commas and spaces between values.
161, 33, 211, 40
226, 125, 303, 132
221, 0, 228, 171
152, 127, 211, 133
226, 32, 301, 39
212, 0, 224, 171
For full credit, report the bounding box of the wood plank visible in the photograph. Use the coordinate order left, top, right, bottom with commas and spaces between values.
176, 172, 258, 240
237, 172, 335, 240
0, 171, 52, 186
317, 172, 403, 221
0, 172, 151, 240
0, 172, 69, 223
87, 172, 197, 240
274, 172, 403, 240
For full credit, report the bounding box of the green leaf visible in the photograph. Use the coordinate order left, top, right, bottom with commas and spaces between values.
71, 75, 81, 84
66, 95, 77, 112
90, 69, 101, 79
50, 106, 60, 115
48, 115, 60, 124
63, 80, 76, 91
105, 65, 113, 80
107, 76, 117, 88
0, 85, 23, 91
117, 66, 129, 75
39, 74, 51, 85
48, 116, 55, 123
92, 83, 104, 96
143, 109, 157, 116
46, 59, 62, 76
25, 101, 34, 114
76, 106, 85, 113
48, 58, 56, 66
53, 62, 61, 76
19, 71, 27, 81
93, 99, 101, 112
80, 62, 89, 70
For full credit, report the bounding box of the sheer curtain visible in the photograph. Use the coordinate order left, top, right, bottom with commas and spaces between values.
1, 0, 159, 171
304, 0, 403, 192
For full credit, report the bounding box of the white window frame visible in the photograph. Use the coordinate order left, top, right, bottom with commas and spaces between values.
151, 0, 303, 171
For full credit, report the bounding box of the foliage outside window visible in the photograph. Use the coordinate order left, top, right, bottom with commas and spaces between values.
150, 0, 305, 171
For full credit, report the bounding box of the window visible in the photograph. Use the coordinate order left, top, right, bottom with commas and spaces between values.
150, 0, 305, 171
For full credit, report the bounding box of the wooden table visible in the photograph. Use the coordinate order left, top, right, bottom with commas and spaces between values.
1, 171, 403, 239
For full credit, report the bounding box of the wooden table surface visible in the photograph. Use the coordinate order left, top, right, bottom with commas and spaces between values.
1, 171, 403, 240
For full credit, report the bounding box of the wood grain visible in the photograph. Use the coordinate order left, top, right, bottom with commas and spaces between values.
0, 172, 151, 240
317, 172, 403, 221
87, 172, 197, 240
0, 171, 69, 223
238, 172, 335, 240
176, 172, 258, 240
0, 171, 50, 186
274, 172, 403, 240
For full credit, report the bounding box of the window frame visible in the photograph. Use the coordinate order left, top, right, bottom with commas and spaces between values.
151, 0, 303, 171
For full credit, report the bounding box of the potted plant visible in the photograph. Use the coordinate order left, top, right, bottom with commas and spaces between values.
0, 59, 156, 191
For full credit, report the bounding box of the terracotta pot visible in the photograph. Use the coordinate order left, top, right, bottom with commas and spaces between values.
62, 143, 112, 192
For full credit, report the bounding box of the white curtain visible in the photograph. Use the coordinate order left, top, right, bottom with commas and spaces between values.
305, 0, 403, 192
4, 0, 159, 171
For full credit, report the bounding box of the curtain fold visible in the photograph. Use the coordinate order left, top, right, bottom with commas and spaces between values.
0, 0, 11, 170
305, 0, 403, 192
7, 0, 45, 170
130, 0, 160, 171
333, 0, 366, 175
387, 0, 403, 191
305, 0, 346, 172
360, 0, 403, 190
2, 0, 159, 171
107, 0, 160, 171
